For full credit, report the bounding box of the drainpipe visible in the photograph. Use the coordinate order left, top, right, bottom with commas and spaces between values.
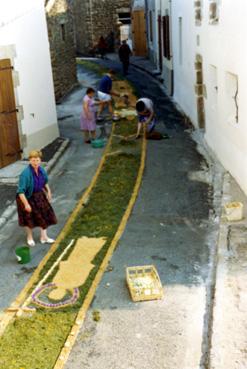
169, 0, 174, 96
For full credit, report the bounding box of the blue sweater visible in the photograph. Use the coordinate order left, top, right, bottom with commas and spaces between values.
98, 75, 112, 94
17, 165, 48, 199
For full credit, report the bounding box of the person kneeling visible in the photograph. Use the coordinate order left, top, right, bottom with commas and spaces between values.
135, 98, 169, 140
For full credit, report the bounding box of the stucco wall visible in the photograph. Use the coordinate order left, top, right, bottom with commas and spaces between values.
201, 1, 247, 194
146, 0, 158, 66
171, 0, 198, 125
0, 0, 59, 156
171, 0, 247, 194
146, 0, 173, 95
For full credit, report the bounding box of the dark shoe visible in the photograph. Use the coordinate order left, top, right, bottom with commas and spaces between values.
85, 140, 91, 144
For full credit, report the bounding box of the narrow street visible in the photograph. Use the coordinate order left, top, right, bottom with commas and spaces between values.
0, 55, 220, 367
0, 57, 226, 369
62, 60, 223, 369
1, 1, 247, 368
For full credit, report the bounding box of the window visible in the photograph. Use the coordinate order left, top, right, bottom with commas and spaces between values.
194, 0, 202, 24
209, 0, 219, 23
118, 12, 131, 25
162, 15, 171, 60
61, 24, 65, 41
178, 17, 183, 65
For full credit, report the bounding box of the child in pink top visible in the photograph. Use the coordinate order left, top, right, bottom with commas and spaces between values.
80, 87, 98, 143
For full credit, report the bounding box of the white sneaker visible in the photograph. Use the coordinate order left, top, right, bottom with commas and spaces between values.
27, 239, 35, 247
40, 237, 55, 244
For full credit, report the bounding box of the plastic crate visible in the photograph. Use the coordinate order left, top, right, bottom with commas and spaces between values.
126, 265, 164, 302
224, 201, 243, 221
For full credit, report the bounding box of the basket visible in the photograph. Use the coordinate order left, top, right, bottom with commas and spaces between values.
224, 201, 243, 221
126, 265, 164, 302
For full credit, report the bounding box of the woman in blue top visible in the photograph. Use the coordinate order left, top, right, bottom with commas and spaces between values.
16, 150, 57, 247
96, 69, 120, 120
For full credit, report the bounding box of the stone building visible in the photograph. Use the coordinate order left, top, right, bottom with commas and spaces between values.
46, 0, 77, 101
72, 0, 131, 55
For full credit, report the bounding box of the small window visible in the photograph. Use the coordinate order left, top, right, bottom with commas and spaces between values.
118, 12, 131, 25
194, 0, 202, 24
61, 24, 66, 41
209, 0, 219, 24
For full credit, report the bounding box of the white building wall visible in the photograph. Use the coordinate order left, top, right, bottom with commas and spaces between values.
160, 0, 173, 94
171, 0, 247, 194
146, 0, 158, 65
0, 0, 59, 156
146, 0, 173, 94
201, 1, 247, 194
171, 0, 198, 125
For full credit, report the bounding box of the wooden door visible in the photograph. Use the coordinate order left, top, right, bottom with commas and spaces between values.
0, 59, 21, 168
131, 10, 147, 56
163, 15, 171, 60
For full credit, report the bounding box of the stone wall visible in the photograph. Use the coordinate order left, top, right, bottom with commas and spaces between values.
72, 0, 131, 55
46, 0, 77, 101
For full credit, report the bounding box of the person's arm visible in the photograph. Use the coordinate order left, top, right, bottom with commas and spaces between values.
44, 183, 52, 203
17, 171, 32, 212
118, 47, 122, 60
83, 99, 91, 119
143, 110, 154, 126
19, 193, 32, 213
110, 90, 121, 97
136, 122, 142, 137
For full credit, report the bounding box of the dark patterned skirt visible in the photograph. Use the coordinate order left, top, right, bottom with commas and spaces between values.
16, 191, 57, 229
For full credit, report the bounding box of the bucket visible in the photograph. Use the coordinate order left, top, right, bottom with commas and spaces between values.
91, 139, 105, 148
224, 202, 243, 221
15, 246, 31, 264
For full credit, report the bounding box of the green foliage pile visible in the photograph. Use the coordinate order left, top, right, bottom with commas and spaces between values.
0, 83, 142, 368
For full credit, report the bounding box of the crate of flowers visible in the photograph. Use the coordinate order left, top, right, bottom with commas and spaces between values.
126, 265, 164, 302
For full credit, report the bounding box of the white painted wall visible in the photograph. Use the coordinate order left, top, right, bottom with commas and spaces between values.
145, 0, 173, 94
0, 0, 59, 156
201, 1, 247, 195
171, 0, 247, 194
171, 0, 198, 125
132, 0, 145, 10
146, 0, 158, 65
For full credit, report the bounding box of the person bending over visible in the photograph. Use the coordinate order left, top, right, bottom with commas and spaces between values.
97, 69, 120, 120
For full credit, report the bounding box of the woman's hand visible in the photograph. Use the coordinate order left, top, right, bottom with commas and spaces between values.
44, 184, 52, 203
25, 204, 32, 213
46, 190, 52, 203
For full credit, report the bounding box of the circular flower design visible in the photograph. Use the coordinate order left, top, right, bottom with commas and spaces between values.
31, 283, 79, 309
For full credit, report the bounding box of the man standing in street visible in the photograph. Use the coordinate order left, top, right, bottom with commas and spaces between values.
118, 40, 132, 76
